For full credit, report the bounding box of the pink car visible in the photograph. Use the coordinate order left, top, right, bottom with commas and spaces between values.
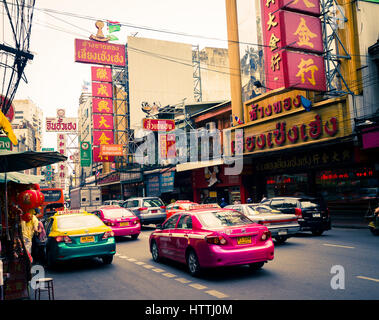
149, 208, 274, 276
94, 206, 141, 239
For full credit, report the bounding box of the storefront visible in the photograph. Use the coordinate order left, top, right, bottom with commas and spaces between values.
120, 168, 144, 199
191, 165, 246, 205
144, 168, 176, 204
224, 88, 378, 217
97, 172, 122, 201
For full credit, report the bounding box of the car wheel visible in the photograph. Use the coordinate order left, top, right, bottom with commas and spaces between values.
249, 262, 265, 270
312, 229, 324, 236
274, 236, 288, 244
151, 241, 160, 262
186, 250, 201, 277
369, 227, 379, 236
131, 234, 139, 240
102, 255, 113, 264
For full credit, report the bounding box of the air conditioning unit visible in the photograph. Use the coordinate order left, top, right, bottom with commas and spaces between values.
206, 122, 216, 131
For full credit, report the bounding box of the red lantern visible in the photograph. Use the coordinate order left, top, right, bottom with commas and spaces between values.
17, 190, 39, 212
36, 190, 45, 207
21, 211, 33, 222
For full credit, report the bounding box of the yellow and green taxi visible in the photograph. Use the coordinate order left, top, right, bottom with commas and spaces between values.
43, 209, 116, 267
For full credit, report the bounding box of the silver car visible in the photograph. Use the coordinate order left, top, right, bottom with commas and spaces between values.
225, 204, 300, 243
122, 197, 166, 225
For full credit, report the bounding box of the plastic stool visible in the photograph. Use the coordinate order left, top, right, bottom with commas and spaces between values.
34, 277, 54, 300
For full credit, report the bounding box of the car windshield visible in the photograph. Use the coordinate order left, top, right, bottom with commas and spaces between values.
248, 205, 274, 214
198, 210, 253, 228
57, 215, 104, 231
143, 199, 164, 207
300, 199, 320, 209
102, 209, 135, 219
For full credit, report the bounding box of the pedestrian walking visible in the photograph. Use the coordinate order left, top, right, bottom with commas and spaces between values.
21, 209, 39, 259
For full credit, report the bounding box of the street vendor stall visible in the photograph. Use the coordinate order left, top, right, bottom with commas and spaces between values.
0, 150, 67, 300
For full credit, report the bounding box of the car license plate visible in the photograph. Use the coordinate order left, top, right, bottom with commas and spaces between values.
313, 213, 321, 218
80, 236, 95, 243
120, 222, 130, 227
237, 236, 251, 245
278, 230, 287, 235
151, 210, 157, 213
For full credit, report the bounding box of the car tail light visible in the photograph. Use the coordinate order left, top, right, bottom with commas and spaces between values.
138, 207, 148, 212
295, 208, 303, 219
261, 231, 271, 241
160, 206, 166, 210
133, 219, 140, 225
206, 235, 227, 245
55, 235, 72, 243
102, 231, 114, 240
104, 220, 115, 226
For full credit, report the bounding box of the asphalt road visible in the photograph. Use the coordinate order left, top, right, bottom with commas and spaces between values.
35, 226, 379, 301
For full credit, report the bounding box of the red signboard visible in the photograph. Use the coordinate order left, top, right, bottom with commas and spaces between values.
279, 11, 323, 53
142, 118, 175, 132
91, 66, 112, 82
93, 114, 114, 130
92, 82, 113, 99
92, 98, 113, 114
283, 50, 326, 91
93, 130, 114, 146
75, 39, 126, 66
260, 0, 325, 92
93, 146, 114, 162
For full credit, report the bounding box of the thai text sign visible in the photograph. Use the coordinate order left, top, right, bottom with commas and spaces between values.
75, 39, 126, 66
142, 118, 175, 131
100, 144, 123, 156
46, 118, 78, 133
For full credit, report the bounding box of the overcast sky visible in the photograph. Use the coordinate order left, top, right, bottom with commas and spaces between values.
8, 0, 256, 149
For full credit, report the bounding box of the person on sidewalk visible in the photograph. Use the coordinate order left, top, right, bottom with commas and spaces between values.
21, 209, 40, 257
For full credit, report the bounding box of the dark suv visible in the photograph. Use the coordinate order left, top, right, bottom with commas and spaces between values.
261, 196, 331, 236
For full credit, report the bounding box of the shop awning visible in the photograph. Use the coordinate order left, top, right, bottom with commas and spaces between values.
176, 158, 224, 172
0, 171, 43, 184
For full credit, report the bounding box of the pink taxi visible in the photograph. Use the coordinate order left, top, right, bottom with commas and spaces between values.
149, 207, 274, 276
93, 206, 141, 239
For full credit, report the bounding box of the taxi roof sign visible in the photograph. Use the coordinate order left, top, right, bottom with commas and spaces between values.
188, 204, 221, 210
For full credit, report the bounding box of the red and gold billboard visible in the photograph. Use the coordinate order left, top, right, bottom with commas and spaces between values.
93, 114, 114, 130
75, 39, 126, 66
93, 146, 114, 162
92, 98, 113, 114
93, 131, 114, 146
91, 66, 112, 82
92, 82, 113, 99
260, 0, 325, 92
100, 144, 123, 156
279, 11, 323, 53
283, 51, 326, 92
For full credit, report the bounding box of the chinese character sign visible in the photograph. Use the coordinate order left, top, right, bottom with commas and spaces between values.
93, 131, 114, 146
57, 134, 67, 186
92, 98, 113, 114
92, 82, 113, 99
93, 114, 114, 130
91, 66, 112, 82
260, 0, 325, 91
92, 146, 114, 162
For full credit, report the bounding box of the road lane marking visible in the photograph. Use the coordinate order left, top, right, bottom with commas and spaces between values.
357, 276, 379, 283
189, 283, 207, 290
162, 272, 177, 278
175, 278, 192, 284
135, 261, 145, 265
143, 264, 154, 269
205, 290, 229, 299
152, 268, 165, 273
127, 258, 137, 262
119, 256, 128, 259
323, 243, 355, 249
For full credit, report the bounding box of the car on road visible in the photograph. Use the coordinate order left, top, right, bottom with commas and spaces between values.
42, 209, 116, 267
165, 200, 199, 220
149, 208, 274, 276
122, 197, 166, 225
261, 196, 331, 236
225, 204, 300, 243
103, 200, 123, 206
92, 205, 141, 239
